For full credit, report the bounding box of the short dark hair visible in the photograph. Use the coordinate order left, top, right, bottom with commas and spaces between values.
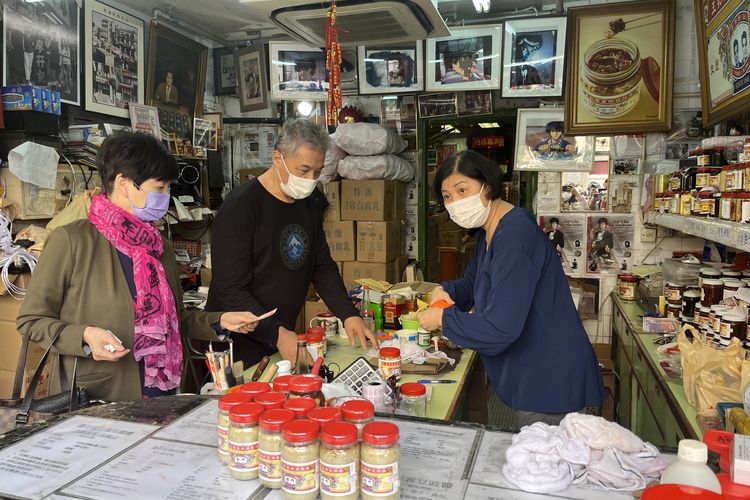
97, 131, 178, 194
433, 150, 503, 205
550, 217, 559, 224
545, 121, 564, 133
597, 217, 608, 224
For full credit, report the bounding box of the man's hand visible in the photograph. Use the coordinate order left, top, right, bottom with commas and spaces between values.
343, 316, 379, 350
276, 327, 313, 366
83, 327, 130, 361
429, 286, 455, 307
220, 312, 260, 334
417, 307, 444, 332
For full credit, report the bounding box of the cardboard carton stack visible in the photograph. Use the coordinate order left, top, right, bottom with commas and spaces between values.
321, 181, 355, 270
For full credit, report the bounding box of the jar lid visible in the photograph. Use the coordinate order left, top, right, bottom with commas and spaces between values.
341, 399, 375, 421
683, 290, 701, 298
283, 397, 317, 418
362, 421, 400, 446
400, 382, 427, 397
703, 430, 734, 454
618, 273, 639, 282
218, 392, 251, 410
320, 422, 358, 446
379, 347, 401, 358
281, 419, 319, 442
723, 270, 742, 276
307, 406, 342, 427
259, 408, 295, 431
699, 305, 711, 312
701, 268, 722, 275
273, 374, 294, 392
239, 381, 271, 398
722, 278, 742, 285
703, 278, 725, 286
229, 402, 264, 424
722, 313, 746, 322
289, 374, 323, 393
677, 439, 708, 462
306, 331, 324, 343
253, 391, 287, 410
666, 282, 685, 288
711, 304, 731, 311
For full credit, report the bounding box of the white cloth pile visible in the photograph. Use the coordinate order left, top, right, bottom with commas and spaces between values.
502, 413, 668, 494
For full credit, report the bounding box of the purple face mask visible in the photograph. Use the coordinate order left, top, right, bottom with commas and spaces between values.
132, 182, 170, 221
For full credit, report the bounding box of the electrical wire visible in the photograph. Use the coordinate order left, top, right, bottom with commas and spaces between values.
0, 213, 38, 299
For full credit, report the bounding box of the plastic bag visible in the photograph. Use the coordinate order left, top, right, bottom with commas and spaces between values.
338, 154, 415, 182
334, 123, 407, 156
678, 324, 750, 410
15, 225, 49, 256
320, 134, 346, 184
46, 188, 101, 232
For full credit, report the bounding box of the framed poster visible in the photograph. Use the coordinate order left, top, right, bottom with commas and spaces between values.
695, 0, 750, 125
269, 41, 328, 101
147, 22, 208, 141
84, 0, 144, 118
128, 103, 161, 140
213, 47, 236, 96
564, 0, 675, 134
426, 26, 502, 92
502, 17, 566, 97
561, 172, 608, 212
514, 108, 595, 171
418, 92, 457, 118
357, 42, 423, 94
193, 117, 217, 152
458, 91, 493, 116
585, 215, 635, 274
538, 214, 587, 276
236, 45, 268, 112
202, 111, 223, 149
340, 47, 359, 95
3, 0, 80, 105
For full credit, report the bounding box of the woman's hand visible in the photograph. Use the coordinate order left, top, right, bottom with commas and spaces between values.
417, 307, 444, 332
220, 312, 260, 334
83, 327, 130, 361
429, 286, 455, 307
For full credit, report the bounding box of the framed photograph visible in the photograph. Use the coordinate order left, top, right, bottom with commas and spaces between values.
585, 215, 635, 274
561, 172, 608, 212
269, 41, 328, 101
84, 0, 144, 118
418, 92, 457, 118
537, 214, 587, 276
515, 108, 595, 171
3, 0, 80, 105
357, 42, 423, 94
564, 0, 675, 134
128, 103, 161, 140
458, 91, 493, 116
213, 46, 236, 96
502, 17, 566, 97
147, 22, 208, 141
236, 46, 268, 112
340, 47, 359, 95
612, 158, 642, 175
694, 0, 750, 125
202, 111, 223, 148
426, 26, 502, 92
609, 177, 639, 213
193, 117, 217, 152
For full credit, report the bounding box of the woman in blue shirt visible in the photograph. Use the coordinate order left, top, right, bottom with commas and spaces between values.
418, 150, 604, 428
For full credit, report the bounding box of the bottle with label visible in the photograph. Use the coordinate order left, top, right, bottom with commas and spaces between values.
361, 285, 375, 335
295, 334, 310, 375
361, 421, 400, 500
259, 409, 295, 489
659, 439, 721, 494
320, 422, 359, 500
281, 419, 320, 500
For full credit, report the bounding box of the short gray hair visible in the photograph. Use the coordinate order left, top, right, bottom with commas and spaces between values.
275, 118, 330, 157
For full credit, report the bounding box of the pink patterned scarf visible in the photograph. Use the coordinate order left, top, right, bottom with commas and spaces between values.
88, 194, 182, 391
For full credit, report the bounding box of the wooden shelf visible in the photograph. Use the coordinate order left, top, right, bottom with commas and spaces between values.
643, 211, 750, 252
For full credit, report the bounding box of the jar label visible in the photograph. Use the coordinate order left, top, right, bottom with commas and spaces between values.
320, 460, 358, 495
720, 322, 733, 339
361, 460, 399, 496
380, 359, 401, 379
229, 439, 259, 472
282, 459, 318, 494
665, 289, 680, 302
259, 450, 282, 482
696, 173, 710, 187
617, 283, 635, 300
307, 344, 324, 361
218, 425, 229, 455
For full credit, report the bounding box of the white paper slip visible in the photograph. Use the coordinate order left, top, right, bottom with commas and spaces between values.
0, 416, 157, 500
396, 420, 480, 481
62, 439, 261, 500
257, 308, 277, 320
152, 399, 218, 447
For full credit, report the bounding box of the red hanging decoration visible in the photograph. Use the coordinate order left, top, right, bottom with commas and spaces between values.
325, 0, 342, 127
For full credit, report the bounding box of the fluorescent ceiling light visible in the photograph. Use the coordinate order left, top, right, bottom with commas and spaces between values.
478, 122, 500, 128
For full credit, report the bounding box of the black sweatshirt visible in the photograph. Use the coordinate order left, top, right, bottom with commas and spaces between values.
206, 178, 359, 365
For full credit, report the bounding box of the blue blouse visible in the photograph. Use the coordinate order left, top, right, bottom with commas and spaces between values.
442, 208, 605, 413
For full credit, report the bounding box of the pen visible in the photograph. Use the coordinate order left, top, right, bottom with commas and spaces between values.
416, 379, 457, 384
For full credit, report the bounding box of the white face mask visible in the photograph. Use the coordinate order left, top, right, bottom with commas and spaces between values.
277, 154, 317, 199
445, 184, 491, 229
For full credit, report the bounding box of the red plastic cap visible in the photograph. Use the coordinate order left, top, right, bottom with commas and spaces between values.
253, 391, 287, 410
307, 407, 342, 427
321, 422, 358, 446
297, 334, 307, 341
307, 326, 325, 336
362, 421, 400, 446
218, 392, 251, 410
239, 381, 271, 398
379, 347, 401, 358
400, 382, 426, 397
318, 312, 334, 318
640, 484, 722, 499
703, 430, 734, 454
229, 402, 264, 424
717, 473, 750, 499
281, 419, 319, 443
283, 397, 317, 418
273, 375, 293, 393
288, 375, 323, 392
306, 331, 324, 343
259, 409, 295, 432
341, 399, 375, 422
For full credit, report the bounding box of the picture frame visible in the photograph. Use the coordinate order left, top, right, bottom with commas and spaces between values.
146, 21, 208, 140
84, 0, 144, 118
515, 108, 595, 171
213, 46, 236, 96
564, 0, 675, 134
418, 92, 457, 118
3, 0, 80, 105
202, 111, 223, 148
128, 102, 161, 141
426, 26, 502, 92
585, 215, 635, 274
537, 214, 587, 276
694, 0, 750, 125
193, 117, 218, 152
236, 45, 268, 112
502, 16, 567, 98
458, 91, 493, 116
560, 171, 608, 212
357, 42, 424, 94
269, 41, 328, 101
340, 47, 359, 95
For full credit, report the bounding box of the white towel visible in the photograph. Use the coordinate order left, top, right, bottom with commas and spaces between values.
559, 412, 644, 453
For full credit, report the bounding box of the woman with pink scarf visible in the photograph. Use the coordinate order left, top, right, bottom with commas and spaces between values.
17, 132, 260, 401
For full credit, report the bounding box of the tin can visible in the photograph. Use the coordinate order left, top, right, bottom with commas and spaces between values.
418, 329, 431, 348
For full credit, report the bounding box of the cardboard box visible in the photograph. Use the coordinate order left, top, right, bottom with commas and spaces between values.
321, 181, 341, 222
323, 221, 356, 262
341, 180, 406, 222
237, 167, 268, 184
304, 297, 331, 328
342, 257, 408, 291
439, 229, 465, 248
357, 221, 401, 263
1, 85, 42, 111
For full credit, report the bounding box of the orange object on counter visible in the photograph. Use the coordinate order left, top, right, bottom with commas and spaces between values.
430, 299, 453, 309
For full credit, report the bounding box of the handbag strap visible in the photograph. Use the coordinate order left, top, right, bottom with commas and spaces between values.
11, 333, 30, 401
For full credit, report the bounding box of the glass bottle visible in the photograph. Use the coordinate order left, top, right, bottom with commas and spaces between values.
295, 334, 310, 375
361, 285, 374, 335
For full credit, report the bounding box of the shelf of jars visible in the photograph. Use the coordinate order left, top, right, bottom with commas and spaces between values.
643, 211, 750, 253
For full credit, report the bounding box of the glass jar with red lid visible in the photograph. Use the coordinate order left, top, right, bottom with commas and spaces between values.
218, 392, 252, 464
320, 422, 360, 500
399, 382, 427, 417
281, 419, 320, 500
288, 374, 325, 406
341, 399, 375, 437
273, 374, 293, 396
258, 408, 295, 489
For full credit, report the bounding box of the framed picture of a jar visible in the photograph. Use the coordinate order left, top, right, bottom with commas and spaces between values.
514, 108, 595, 171
564, 0, 675, 134
694, 0, 750, 125
425, 26, 502, 92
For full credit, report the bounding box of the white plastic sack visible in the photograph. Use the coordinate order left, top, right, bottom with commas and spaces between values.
338, 155, 415, 182
320, 133, 346, 184
334, 123, 407, 156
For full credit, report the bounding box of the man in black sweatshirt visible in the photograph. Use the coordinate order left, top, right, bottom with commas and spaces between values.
207, 119, 377, 366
